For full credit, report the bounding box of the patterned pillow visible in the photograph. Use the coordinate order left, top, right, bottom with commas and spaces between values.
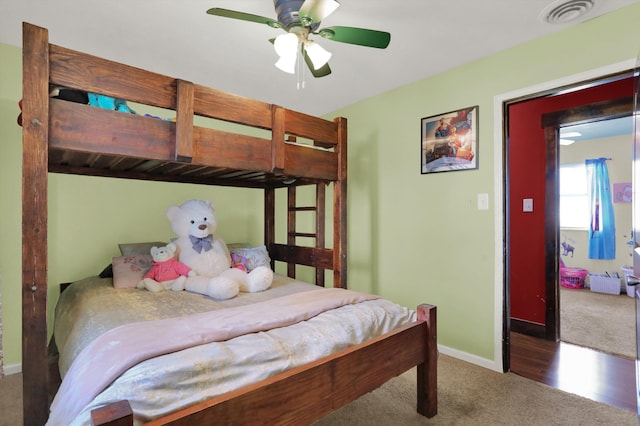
112, 254, 153, 288
227, 244, 271, 272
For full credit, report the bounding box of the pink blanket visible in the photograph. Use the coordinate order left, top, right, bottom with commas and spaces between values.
47, 288, 378, 425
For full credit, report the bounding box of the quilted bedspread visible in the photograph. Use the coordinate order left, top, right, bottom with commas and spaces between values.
48, 275, 416, 425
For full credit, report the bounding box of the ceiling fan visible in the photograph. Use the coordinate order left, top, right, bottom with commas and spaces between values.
207, 0, 391, 78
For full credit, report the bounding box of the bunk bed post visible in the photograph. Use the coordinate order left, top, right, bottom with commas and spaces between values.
416, 303, 438, 417
21, 22, 52, 426
264, 187, 275, 266
315, 183, 326, 286
287, 186, 296, 278
265, 104, 282, 271
333, 117, 348, 288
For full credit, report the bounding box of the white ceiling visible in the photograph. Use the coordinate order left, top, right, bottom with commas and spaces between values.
1, 0, 639, 116
562, 116, 634, 142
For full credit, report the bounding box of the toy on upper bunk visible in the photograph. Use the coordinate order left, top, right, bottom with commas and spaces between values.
87, 92, 134, 113
17, 87, 135, 127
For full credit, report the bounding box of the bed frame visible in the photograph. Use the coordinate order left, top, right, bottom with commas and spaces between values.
21, 22, 437, 425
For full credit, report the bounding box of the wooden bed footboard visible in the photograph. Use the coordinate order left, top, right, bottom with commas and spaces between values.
90, 304, 437, 425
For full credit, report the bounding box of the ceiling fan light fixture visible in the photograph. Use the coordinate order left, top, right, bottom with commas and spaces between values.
274, 32, 299, 74
274, 32, 299, 58
207, 2, 391, 78
304, 41, 332, 70
275, 55, 297, 74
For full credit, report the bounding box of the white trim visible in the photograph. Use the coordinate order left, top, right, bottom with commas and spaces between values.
492, 59, 636, 371
492, 97, 505, 373
438, 345, 500, 372
2, 362, 21, 376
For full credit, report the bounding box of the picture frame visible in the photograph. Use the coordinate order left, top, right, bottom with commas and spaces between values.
613, 182, 632, 203
421, 105, 478, 174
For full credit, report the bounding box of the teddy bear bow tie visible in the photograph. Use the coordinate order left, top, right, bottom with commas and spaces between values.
190, 235, 213, 253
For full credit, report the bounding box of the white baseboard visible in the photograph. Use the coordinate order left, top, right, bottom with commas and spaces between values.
439, 344, 503, 373
2, 363, 21, 376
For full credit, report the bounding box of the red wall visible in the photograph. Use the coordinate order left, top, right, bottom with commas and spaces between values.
508, 77, 633, 324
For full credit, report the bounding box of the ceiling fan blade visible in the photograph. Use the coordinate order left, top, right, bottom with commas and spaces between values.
299, 0, 340, 23
206, 8, 282, 29
303, 49, 332, 78
318, 26, 390, 49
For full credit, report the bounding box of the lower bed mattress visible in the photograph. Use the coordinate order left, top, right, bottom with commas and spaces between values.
48, 274, 417, 425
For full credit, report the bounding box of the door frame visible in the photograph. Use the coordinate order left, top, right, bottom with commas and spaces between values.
494, 59, 636, 372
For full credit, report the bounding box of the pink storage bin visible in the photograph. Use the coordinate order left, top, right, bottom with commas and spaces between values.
560, 267, 588, 289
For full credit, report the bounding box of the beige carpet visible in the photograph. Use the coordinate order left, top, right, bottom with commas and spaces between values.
316, 355, 637, 426
560, 287, 636, 359
0, 372, 21, 426
1, 355, 636, 426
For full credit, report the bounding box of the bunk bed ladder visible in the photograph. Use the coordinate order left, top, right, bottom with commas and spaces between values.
286, 184, 327, 286
264, 113, 347, 290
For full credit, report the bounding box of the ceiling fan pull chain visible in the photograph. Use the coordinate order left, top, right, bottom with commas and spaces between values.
297, 52, 301, 90
300, 52, 306, 89
297, 51, 305, 90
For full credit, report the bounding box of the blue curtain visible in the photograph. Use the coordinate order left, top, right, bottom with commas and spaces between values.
586, 158, 616, 259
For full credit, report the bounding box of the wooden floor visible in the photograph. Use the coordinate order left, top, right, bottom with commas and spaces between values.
510, 332, 638, 413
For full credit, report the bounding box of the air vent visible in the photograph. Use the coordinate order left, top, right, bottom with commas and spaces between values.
540, 0, 596, 24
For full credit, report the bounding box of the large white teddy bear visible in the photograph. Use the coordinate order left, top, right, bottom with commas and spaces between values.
166, 199, 273, 300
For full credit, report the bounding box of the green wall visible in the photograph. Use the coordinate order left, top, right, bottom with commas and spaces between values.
329, 4, 640, 362
0, 43, 23, 370
2, 3, 640, 369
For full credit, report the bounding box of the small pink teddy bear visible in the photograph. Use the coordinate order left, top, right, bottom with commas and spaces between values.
137, 243, 195, 292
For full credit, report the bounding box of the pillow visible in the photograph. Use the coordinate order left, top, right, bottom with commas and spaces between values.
112, 254, 153, 289
227, 244, 271, 272
118, 241, 166, 256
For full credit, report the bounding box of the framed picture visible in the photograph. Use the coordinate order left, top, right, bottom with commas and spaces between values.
613, 182, 632, 203
421, 105, 478, 174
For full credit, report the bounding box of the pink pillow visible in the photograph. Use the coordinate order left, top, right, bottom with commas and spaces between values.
112, 254, 153, 289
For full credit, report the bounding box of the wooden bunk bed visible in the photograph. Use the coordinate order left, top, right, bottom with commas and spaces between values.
20, 22, 437, 425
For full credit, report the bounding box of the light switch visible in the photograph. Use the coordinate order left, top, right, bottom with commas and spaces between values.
477, 193, 489, 210
523, 198, 533, 212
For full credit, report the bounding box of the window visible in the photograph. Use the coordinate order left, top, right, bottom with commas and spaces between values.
560, 162, 589, 229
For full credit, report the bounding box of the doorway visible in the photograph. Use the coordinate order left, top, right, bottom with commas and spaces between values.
557, 117, 634, 357
503, 72, 634, 369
